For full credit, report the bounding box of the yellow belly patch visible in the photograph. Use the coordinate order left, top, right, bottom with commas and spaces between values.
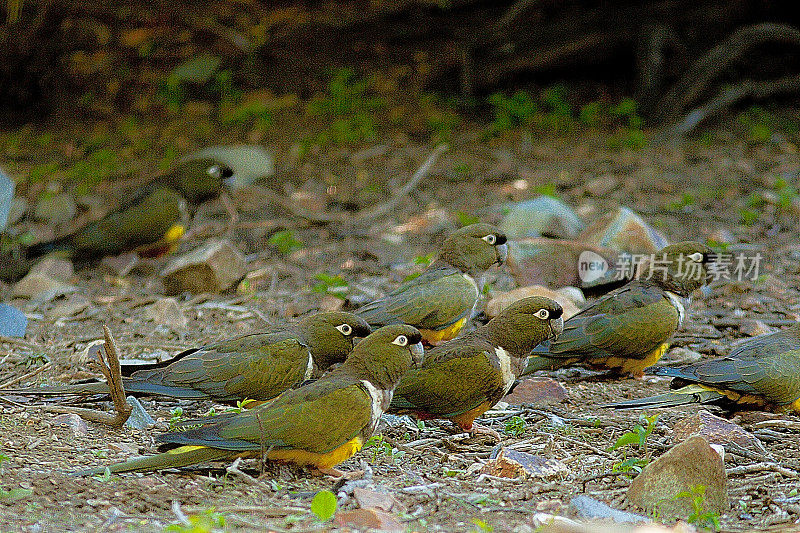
786, 397, 800, 414
267, 437, 364, 469
451, 401, 493, 431
420, 317, 467, 345
598, 343, 669, 377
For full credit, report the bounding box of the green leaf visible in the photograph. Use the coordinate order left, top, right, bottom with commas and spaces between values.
168, 54, 222, 86
0, 487, 33, 500
311, 489, 337, 521
609, 431, 641, 451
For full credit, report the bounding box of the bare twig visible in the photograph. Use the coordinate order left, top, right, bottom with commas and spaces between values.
348, 144, 449, 226
664, 74, 800, 138
750, 419, 800, 431
727, 462, 799, 478
226, 457, 261, 486
656, 23, 800, 123
0, 362, 52, 389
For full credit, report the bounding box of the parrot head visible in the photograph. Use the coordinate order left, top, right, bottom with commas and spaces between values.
438, 223, 508, 277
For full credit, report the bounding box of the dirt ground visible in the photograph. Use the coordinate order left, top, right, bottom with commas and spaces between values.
2, 117, 800, 532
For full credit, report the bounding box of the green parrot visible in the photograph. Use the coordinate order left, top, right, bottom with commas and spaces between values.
522, 241, 714, 377
73, 324, 423, 475
605, 323, 800, 413
26, 158, 234, 261
390, 296, 563, 430
357, 223, 508, 344
3, 312, 371, 402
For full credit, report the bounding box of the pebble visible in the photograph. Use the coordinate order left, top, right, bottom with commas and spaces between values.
672, 409, 766, 454
144, 297, 188, 329
124, 396, 156, 430
0, 303, 27, 337
504, 376, 568, 407
740, 319, 775, 337
34, 192, 77, 226
52, 413, 89, 436
569, 495, 649, 524
481, 448, 568, 479
29, 256, 74, 282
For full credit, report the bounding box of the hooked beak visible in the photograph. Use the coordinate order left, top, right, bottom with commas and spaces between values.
548, 317, 564, 341
223, 174, 239, 189
496, 243, 509, 265
409, 342, 425, 368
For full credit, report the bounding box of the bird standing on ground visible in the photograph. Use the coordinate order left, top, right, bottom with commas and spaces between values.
3, 312, 371, 402
522, 241, 714, 377
605, 323, 800, 413
390, 296, 563, 432
74, 324, 424, 475
357, 223, 508, 344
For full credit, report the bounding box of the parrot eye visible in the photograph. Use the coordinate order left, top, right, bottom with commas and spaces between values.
535, 309, 550, 320
688, 252, 704, 262
482, 234, 497, 245
336, 324, 353, 335
392, 335, 408, 346
207, 165, 222, 179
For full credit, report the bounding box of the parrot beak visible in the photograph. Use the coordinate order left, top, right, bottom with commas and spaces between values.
223, 174, 239, 189
548, 316, 564, 341
496, 243, 508, 265
410, 342, 425, 368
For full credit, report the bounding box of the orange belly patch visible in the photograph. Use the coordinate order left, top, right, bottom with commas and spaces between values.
597, 343, 669, 377
420, 317, 467, 345
450, 401, 493, 431
267, 437, 364, 469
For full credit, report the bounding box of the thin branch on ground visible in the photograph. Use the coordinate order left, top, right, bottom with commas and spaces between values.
0, 362, 52, 389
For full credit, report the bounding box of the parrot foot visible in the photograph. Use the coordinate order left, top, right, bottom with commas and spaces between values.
468, 423, 501, 442
312, 467, 363, 480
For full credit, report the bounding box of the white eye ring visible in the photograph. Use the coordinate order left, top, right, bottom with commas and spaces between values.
392, 335, 408, 346
688, 252, 704, 262
482, 234, 497, 245
336, 324, 353, 335
207, 165, 222, 178
535, 309, 550, 320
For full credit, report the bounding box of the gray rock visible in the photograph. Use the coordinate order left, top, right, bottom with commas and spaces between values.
124, 396, 156, 430
181, 145, 275, 189
29, 256, 74, 282
740, 319, 775, 338
34, 192, 77, 226
626, 435, 728, 519
0, 303, 27, 337
52, 413, 89, 436
12, 271, 76, 301
659, 347, 704, 366
47, 295, 91, 319
504, 376, 568, 407
579, 207, 668, 254
481, 448, 568, 479
569, 495, 649, 524
0, 166, 13, 231
672, 409, 766, 454
144, 297, 188, 329
499, 196, 585, 239
161, 239, 247, 295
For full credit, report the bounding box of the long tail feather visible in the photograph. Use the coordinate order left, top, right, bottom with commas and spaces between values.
72, 445, 235, 476
602, 385, 725, 409
520, 354, 564, 376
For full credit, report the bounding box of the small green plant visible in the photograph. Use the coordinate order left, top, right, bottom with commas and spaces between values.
472, 518, 494, 532
306, 68, 385, 146
611, 456, 649, 475
674, 484, 721, 531
310, 489, 337, 522
533, 183, 559, 198
169, 407, 184, 429
533, 85, 574, 133
312, 273, 349, 299
363, 434, 405, 463
268, 230, 304, 255
609, 413, 658, 452
456, 211, 481, 227
667, 193, 696, 211
738, 106, 774, 143
503, 416, 526, 437
739, 208, 759, 226
0, 452, 10, 471
165, 507, 226, 533
773, 177, 798, 210
487, 90, 537, 134
18, 353, 49, 369
225, 398, 257, 415
0, 487, 33, 501
608, 97, 647, 149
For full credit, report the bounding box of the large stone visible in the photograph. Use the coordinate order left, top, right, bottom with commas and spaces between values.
29, 256, 74, 282
579, 207, 668, 254
0, 166, 12, 230
334, 508, 404, 532
0, 303, 27, 337
672, 409, 765, 454
626, 435, 728, 519
34, 192, 77, 226
504, 377, 568, 407
353, 487, 406, 513
12, 271, 76, 301
507, 238, 621, 288
181, 145, 275, 189
161, 239, 247, 294
487, 286, 580, 320
499, 196, 585, 239
481, 448, 568, 479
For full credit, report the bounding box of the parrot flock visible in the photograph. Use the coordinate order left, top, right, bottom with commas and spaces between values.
4, 176, 798, 478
